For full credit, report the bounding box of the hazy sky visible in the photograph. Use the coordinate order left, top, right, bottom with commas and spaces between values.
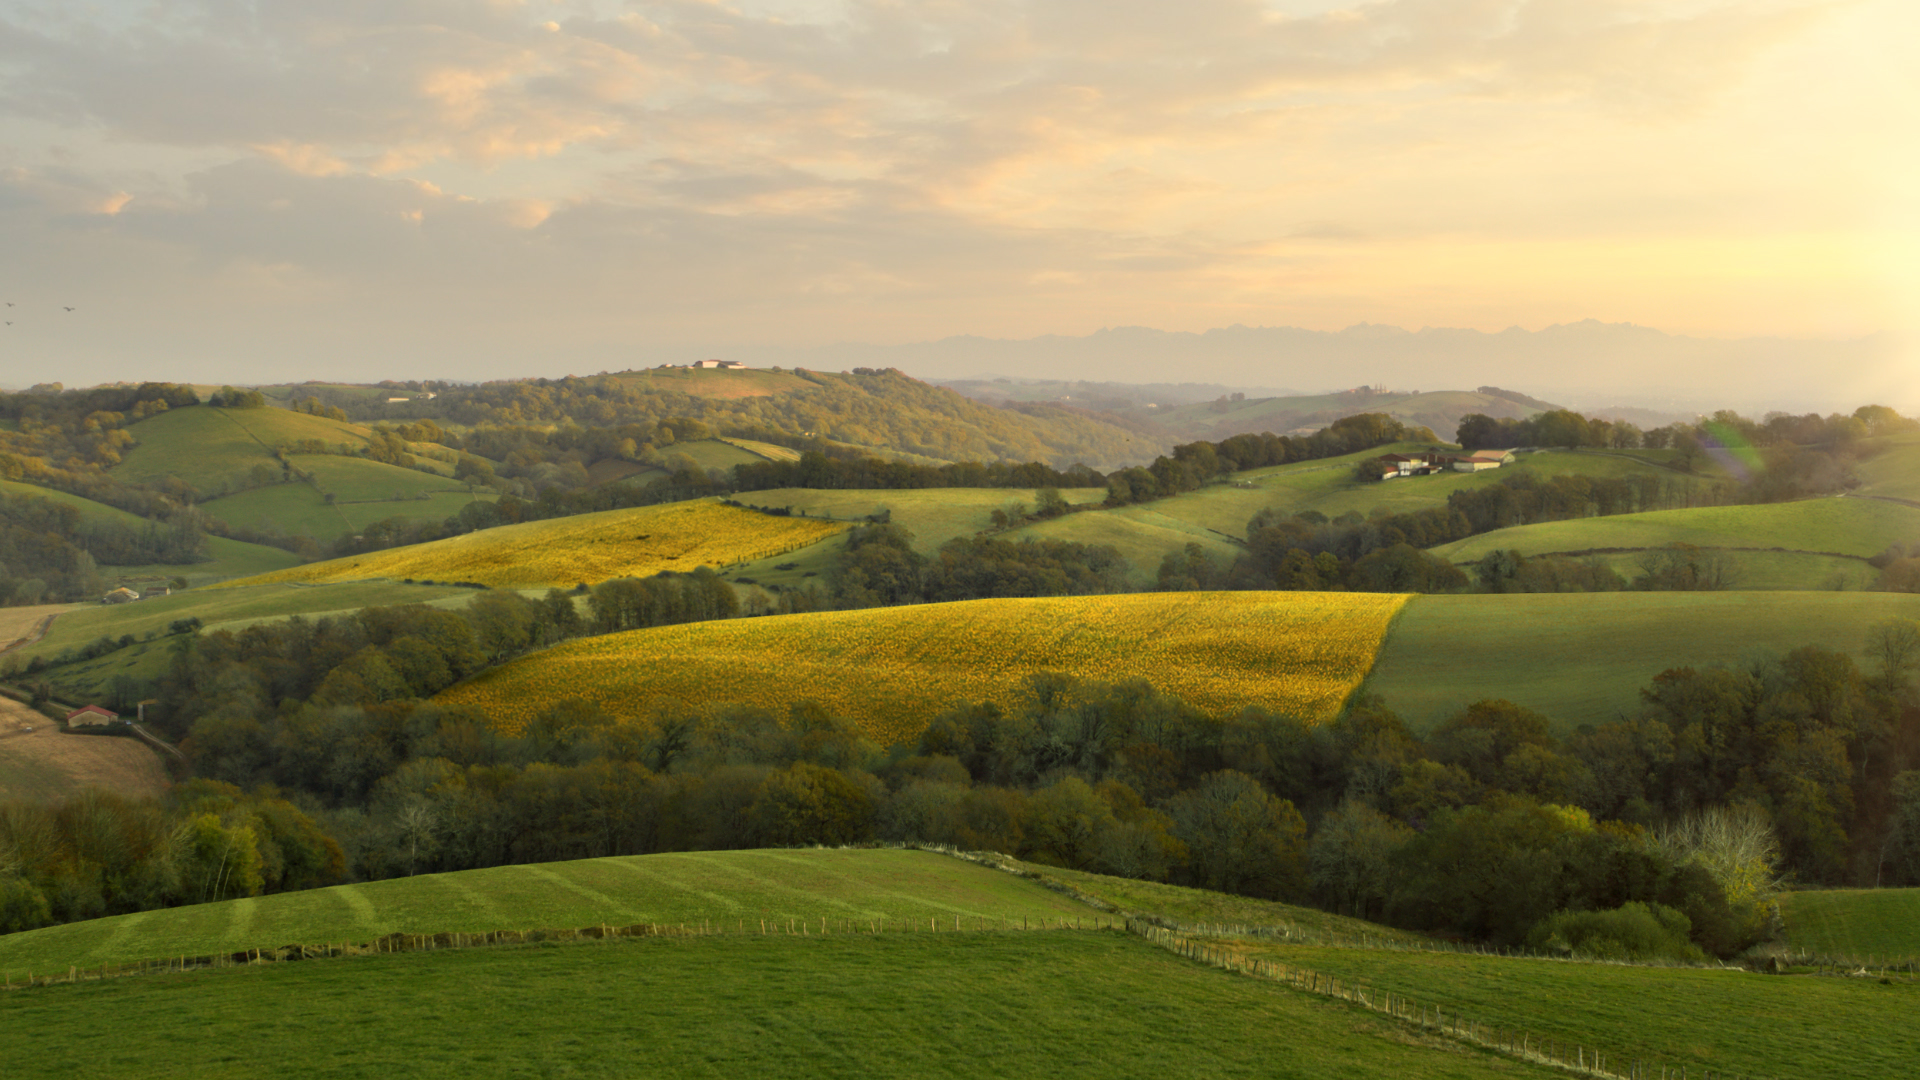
0, 0, 1914, 389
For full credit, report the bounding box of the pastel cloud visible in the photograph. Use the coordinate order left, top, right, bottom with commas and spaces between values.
0, 0, 1909, 387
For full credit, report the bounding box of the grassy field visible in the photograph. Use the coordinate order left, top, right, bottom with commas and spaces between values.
0, 932, 1561, 1080
1033, 862, 1429, 945
1434, 497, 1920, 564
1245, 941, 1918, 1080
440, 591, 1407, 742
0, 696, 169, 803
0, 478, 304, 586
1852, 437, 1920, 503
0, 604, 75, 649
1010, 505, 1245, 584
731, 487, 1109, 554
0, 848, 1106, 974
202, 457, 491, 539
1124, 448, 1723, 544
1571, 548, 1873, 591
720, 436, 802, 461
28, 581, 476, 662
667, 438, 770, 471
219, 500, 848, 591
1364, 592, 1920, 733
1777, 889, 1920, 960
112, 406, 373, 493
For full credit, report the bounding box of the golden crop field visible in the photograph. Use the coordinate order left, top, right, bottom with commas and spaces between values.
217, 500, 849, 590
439, 591, 1409, 743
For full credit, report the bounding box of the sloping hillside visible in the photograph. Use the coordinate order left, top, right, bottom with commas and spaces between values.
1145, 388, 1556, 442
423, 366, 1162, 469
220, 500, 848, 590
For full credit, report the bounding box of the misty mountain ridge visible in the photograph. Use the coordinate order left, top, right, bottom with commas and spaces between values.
738, 319, 1902, 417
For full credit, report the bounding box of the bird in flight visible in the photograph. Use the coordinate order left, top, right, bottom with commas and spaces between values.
63, 306, 74, 312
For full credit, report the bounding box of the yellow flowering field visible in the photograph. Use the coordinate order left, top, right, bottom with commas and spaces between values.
439, 591, 1410, 743
217, 500, 848, 590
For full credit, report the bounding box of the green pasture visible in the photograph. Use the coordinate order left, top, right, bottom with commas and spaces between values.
1434, 498, 1920, 564
0, 479, 303, 586
113, 406, 372, 493
26, 580, 475, 666
1124, 447, 1705, 544
1364, 592, 1920, 733
0, 849, 1103, 974
201, 457, 489, 539
27, 583, 482, 701
732, 486, 1108, 555
0, 479, 147, 527
1565, 549, 1874, 591
0, 933, 1558, 1080
721, 436, 802, 461
667, 438, 768, 471
1012, 506, 1242, 584
1033, 863, 1428, 944
1853, 437, 1920, 504
1778, 889, 1920, 961
102, 536, 303, 591
1254, 942, 1917, 1080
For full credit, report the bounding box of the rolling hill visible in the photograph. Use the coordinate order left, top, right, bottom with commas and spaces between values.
438, 591, 1407, 742
112, 405, 380, 494
1776, 888, 1920, 961
1363, 591, 1920, 733
0, 478, 302, 587
1433, 498, 1920, 564
0, 694, 169, 803
217, 500, 848, 591
1143, 387, 1555, 442
13, 580, 481, 709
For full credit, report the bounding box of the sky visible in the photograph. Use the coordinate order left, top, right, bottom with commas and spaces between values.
0, 0, 1915, 395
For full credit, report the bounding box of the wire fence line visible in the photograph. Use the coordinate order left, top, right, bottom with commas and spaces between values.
1128, 920, 1760, 1080
0, 911, 1124, 992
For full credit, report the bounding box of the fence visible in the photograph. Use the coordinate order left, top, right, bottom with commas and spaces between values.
1128, 920, 1769, 1080
0, 912, 1122, 992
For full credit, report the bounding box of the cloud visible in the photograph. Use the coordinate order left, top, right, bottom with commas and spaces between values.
0, 0, 1903, 387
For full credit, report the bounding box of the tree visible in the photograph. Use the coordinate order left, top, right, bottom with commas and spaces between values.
748, 763, 876, 846
1022, 776, 1118, 871
1309, 800, 1412, 919
1166, 770, 1307, 900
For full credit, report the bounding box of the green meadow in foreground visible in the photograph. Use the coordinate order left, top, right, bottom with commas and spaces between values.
1364, 591, 1920, 732
1252, 942, 1918, 1080
1777, 888, 1920, 960
0, 849, 1102, 975
0, 933, 1558, 1080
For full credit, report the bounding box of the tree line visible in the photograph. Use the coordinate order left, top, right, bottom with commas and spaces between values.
9, 583, 1919, 962
0, 493, 209, 606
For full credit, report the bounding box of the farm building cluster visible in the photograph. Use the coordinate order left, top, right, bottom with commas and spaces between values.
100, 585, 170, 604
1375, 448, 1514, 480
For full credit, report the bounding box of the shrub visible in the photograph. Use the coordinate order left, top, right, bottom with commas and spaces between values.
1527, 901, 1706, 962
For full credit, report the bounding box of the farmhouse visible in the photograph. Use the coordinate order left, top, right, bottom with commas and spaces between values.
1451, 450, 1513, 472
691, 359, 747, 369
101, 586, 139, 604
1380, 452, 1445, 478
65, 705, 121, 728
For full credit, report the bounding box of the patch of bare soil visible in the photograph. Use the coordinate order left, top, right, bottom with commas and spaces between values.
0, 603, 79, 654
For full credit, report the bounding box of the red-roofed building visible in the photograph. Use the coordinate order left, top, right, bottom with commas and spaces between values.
66, 705, 121, 728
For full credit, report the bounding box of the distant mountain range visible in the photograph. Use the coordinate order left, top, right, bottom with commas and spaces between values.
737, 321, 1905, 416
